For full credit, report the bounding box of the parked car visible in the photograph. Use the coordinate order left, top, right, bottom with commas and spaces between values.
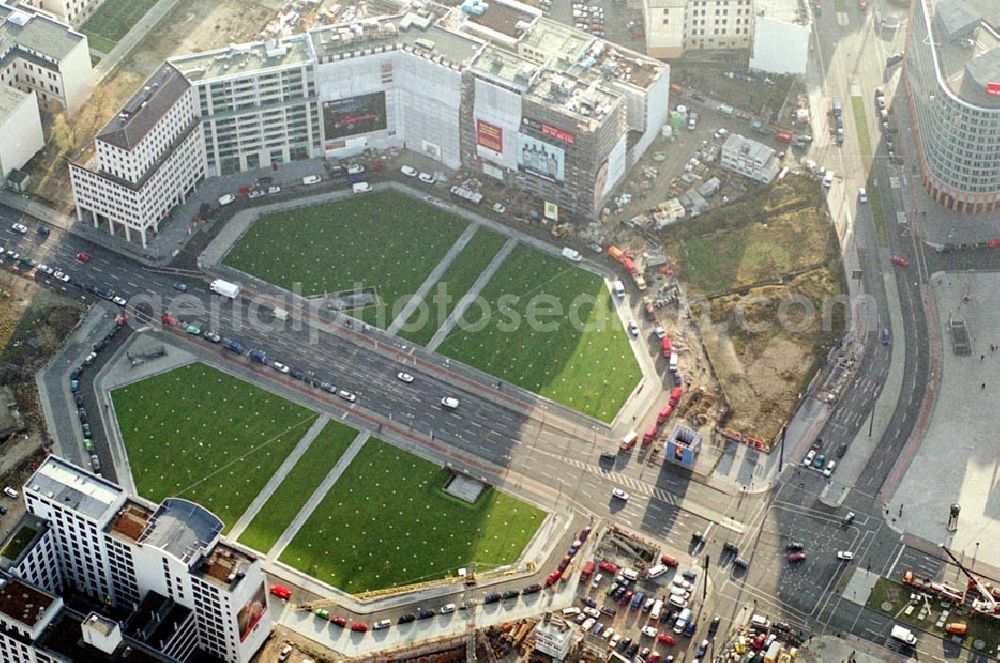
891, 255, 909, 266
612, 487, 630, 500
10, 223, 27, 234
397, 371, 414, 383
75, 252, 91, 263
787, 552, 807, 563
837, 550, 855, 561
401, 165, 418, 177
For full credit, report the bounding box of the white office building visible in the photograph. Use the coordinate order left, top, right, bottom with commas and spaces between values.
0, 3, 93, 114
0, 85, 43, 178
14, 456, 271, 663
643, 0, 755, 59
17, 0, 109, 29
720, 132, 780, 183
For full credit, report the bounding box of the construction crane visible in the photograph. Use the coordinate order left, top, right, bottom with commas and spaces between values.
940, 545, 1000, 616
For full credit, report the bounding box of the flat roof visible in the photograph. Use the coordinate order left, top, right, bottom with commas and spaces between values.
0, 515, 47, 565
311, 14, 482, 68
0, 3, 85, 62
467, 0, 539, 39
525, 68, 620, 126
96, 62, 191, 151
169, 34, 313, 82
753, 0, 810, 25
924, 0, 1000, 107
0, 83, 29, 122
469, 43, 539, 88
139, 498, 222, 568
195, 541, 255, 588
37, 610, 174, 663
0, 577, 56, 628
108, 500, 153, 543
519, 17, 592, 64
27, 456, 124, 523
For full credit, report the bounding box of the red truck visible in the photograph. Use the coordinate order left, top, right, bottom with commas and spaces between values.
657, 403, 674, 426
642, 424, 658, 445
669, 387, 683, 406
661, 336, 672, 358
580, 560, 595, 581
776, 131, 793, 143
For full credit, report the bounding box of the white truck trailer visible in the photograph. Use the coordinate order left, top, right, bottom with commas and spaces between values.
209, 279, 240, 299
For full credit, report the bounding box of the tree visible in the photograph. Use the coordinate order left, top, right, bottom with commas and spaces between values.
51, 113, 74, 152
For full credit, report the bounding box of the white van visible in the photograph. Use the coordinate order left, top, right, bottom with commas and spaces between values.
669, 352, 679, 371
612, 280, 626, 298
622, 431, 639, 448
302, 175, 321, 185
823, 171, 834, 188
751, 613, 770, 628
650, 599, 664, 621
717, 103, 734, 115
562, 607, 581, 616
581, 617, 596, 631
646, 564, 667, 579
673, 607, 692, 634
3, 487, 18, 499
352, 181, 372, 194
621, 568, 639, 581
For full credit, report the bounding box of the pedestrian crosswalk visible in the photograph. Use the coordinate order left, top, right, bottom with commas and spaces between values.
561, 457, 678, 506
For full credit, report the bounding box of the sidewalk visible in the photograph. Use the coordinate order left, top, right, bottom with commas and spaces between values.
228, 415, 331, 539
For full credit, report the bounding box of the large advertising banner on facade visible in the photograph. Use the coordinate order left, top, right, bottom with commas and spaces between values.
476, 119, 504, 154
594, 136, 627, 210
237, 583, 267, 643
322, 92, 387, 140
517, 133, 565, 182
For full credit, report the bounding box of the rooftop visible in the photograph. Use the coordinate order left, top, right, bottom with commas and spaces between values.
27, 455, 124, 523
95, 62, 191, 152
169, 34, 314, 82
0, 83, 28, 122
123, 592, 193, 650
108, 501, 153, 543
519, 17, 592, 64
0, 577, 57, 628
525, 69, 621, 128
923, 0, 1000, 108
469, 43, 539, 88
465, 0, 539, 40
310, 14, 483, 68
195, 542, 255, 587
753, 0, 811, 25
0, 3, 85, 62
138, 498, 222, 568
37, 610, 175, 663
0, 515, 47, 565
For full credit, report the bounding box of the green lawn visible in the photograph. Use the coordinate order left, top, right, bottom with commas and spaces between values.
80, 0, 158, 50
224, 191, 469, 328
112, 363, 318, 532
851, 96, 888, 246
237, 420, 357, 554
437, 246, 641, 422
280, 439, 545, 593
397, 228, 508, 346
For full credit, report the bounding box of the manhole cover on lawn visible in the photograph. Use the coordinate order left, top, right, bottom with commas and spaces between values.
973, 639, 984, 650
881, 602, 893, 611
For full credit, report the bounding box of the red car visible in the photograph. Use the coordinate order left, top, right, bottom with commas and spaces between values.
334, 112, 379, 129
660, 554, 679, 568
268, 584, 291, 600
891, 255, 909, 267
988, 238, 1000, 249
161, 314, 179, 327
76, 251, 91, 263
657, 633, 676, 645
599, 561, 618, 574
350, 622, 368, 632
557, 555, 572, 572
858, 0, 867, 9
669, 387, 683, 406
330, 615, 347, 627
546, 570, 562, 586
787, 552, 807, 563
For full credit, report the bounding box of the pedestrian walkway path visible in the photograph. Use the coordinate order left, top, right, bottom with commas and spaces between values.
385, 223, 481, 336
228, 415, 331, 539
425, 237, 518, 351
267, 432, 369, 562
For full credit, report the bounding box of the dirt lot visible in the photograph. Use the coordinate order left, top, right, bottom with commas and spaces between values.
662, 176, 845, 442
24, 0, 278, 210
255, 625, 336, 662
0, 274, 84, 535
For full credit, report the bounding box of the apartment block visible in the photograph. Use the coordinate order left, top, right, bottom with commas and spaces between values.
643, 0, 755, 58
720, 132, 779, 183
0, 3, 93, 113
15, 456, 271, 663
17, 0, 108, 30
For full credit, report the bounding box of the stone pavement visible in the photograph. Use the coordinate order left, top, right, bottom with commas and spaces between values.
799, 634, 903, 663
385, 223, 481, 337
891, 271, 1000, 569
425, 237, 518, 351
228, 415, 331, 540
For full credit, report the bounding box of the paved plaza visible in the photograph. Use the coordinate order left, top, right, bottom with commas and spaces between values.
892, 271, 1000, 570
